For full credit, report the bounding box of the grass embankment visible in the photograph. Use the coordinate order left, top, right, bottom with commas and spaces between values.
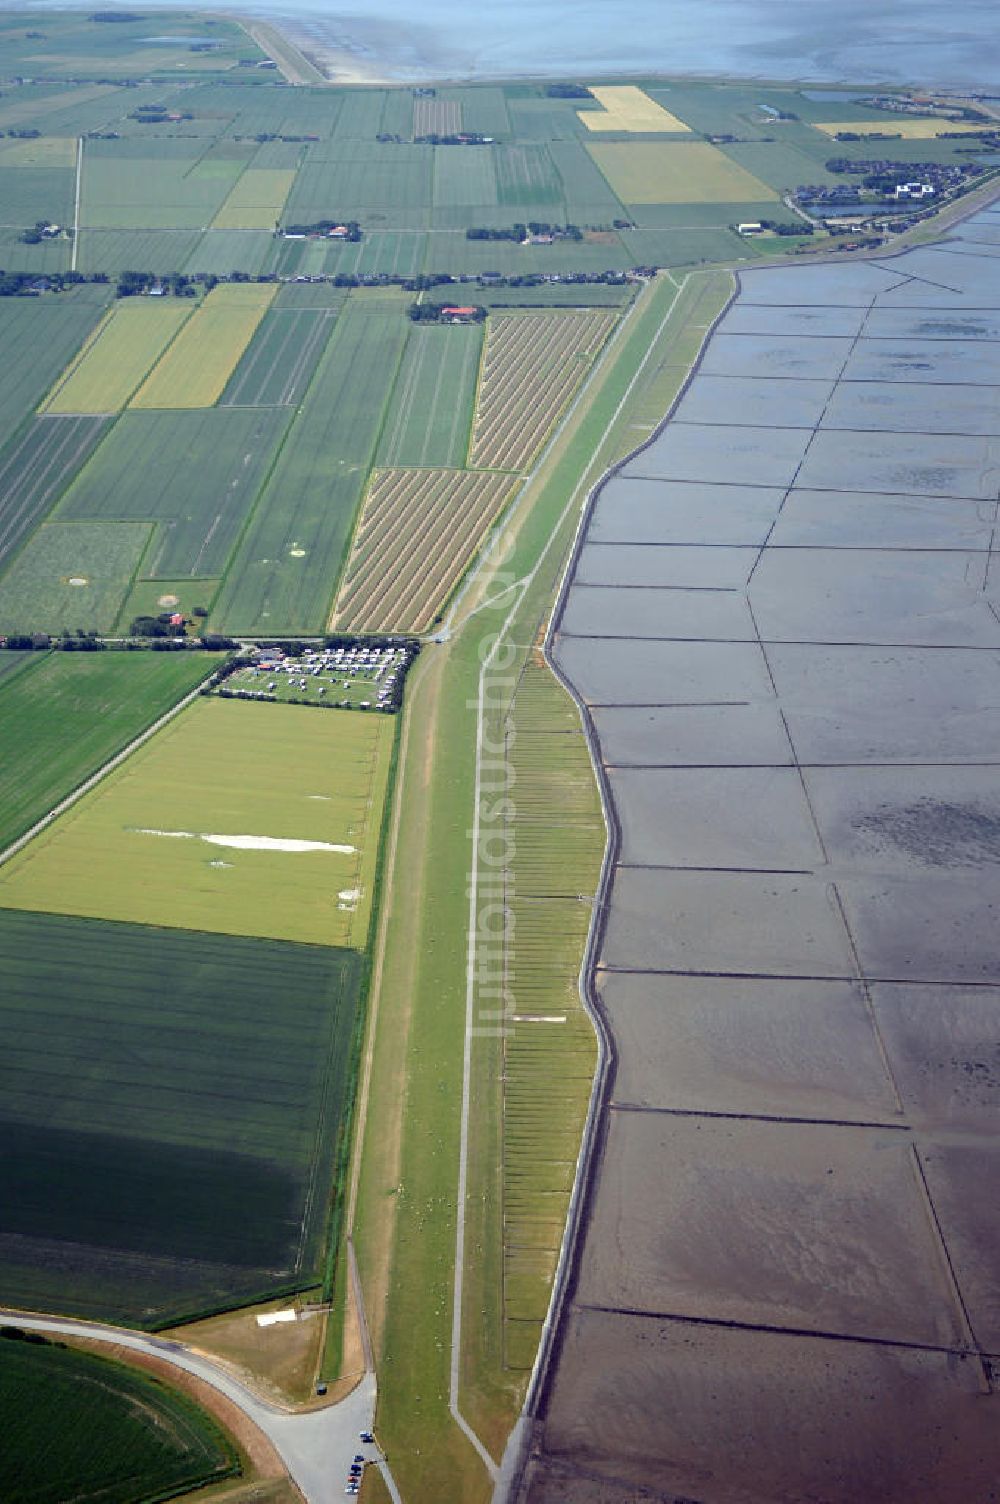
353, 268, 733, 1502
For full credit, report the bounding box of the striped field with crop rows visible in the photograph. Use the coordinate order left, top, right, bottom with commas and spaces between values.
332, 467, 517, 632
469, 310, 616, 472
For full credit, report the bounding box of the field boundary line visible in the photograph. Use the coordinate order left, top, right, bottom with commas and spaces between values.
0, 665, 215, 871
71, 136, 82, 273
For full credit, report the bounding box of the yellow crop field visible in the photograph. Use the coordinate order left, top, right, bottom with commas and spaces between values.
0, 135, 77, 167
578, 84, 691, 133
813, 117, 992, 139
0, 697, 395, 949
469, 310, 617, 471
211, 168, 296, 229
131, 283, 276, 409
332, 468, 518, 632
587, 140, 779, 203
43, 301, 193, 414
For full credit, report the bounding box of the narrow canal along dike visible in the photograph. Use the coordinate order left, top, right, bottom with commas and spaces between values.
516, 209, 1000, 1503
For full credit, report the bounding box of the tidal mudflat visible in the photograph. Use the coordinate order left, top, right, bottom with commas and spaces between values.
522, 209, 1000, 1503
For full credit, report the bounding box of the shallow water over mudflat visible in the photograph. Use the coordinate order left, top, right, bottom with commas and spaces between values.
523, 212, 1000, 1504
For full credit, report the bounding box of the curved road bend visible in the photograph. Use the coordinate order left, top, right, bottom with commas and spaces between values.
0, 1306, 401, 1504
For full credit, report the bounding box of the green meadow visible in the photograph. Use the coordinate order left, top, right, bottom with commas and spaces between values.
0, 1336, 238, 1502
0, 649, 218, 850
0, 696, 395, 949
0, 908, 365, 1323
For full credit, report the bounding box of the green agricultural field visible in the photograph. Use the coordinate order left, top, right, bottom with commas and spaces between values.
76, 228, 202, 276
0, 82, 117, 132
330, 89, 390, 140
587, 139, 780, 204
220, 305, 339, 406
56, 406, 291, 579
275, 280, 349, 309
211, 167, 296, 229
0, 294, 109, 437
717, 137, 845, 192
420, 231, 631, 277
0, 136, 77, 168
271, 230, 428, 280
422, 282, 635, 308
0, 225, 70, 273
0, 9, 259, 80
494, 144, 565, 210
43, 301, 193, 415
0, 909, 365, 1322
283, 143, 433, 224
0, 649, 218, 851
0, 649, 33, 685
180, 228, 273, 277
0, 521, 150, 635
0, 697, 395, 949
210, 297, 409, 635
376, 323, 482, 468
548, 138, 630, 219
439, 85, 510, 137
414, 95, 459, 136
0, 415, 110, 572
619, 224, 750, 265
0, 1337, 239, 1504
119, 576, 219, 624
81, 145, 246, 231
0, 163, 74, 226
131, 282, 276, 409
624, 198, 788, 227
432, 148, 498, 210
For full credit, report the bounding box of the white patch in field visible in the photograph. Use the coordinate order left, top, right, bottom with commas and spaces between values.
256, 1309, 297, 1327
132, 828, 355, 854
67, 576, 88, 587
289, 547, 306, 557
307, 794, 331, 801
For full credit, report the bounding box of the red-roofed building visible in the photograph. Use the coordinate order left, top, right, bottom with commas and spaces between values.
440, 306, 478, 321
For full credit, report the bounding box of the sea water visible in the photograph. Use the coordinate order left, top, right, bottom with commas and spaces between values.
252, 0, 1000, 87
17, 0, 1000, 88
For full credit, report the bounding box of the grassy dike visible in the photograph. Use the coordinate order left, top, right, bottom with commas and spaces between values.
352, 268, 734, 1503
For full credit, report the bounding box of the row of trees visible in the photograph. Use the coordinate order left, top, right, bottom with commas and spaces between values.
467, 223, 584, 242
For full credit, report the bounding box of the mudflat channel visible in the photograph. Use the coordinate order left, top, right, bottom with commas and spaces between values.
522, 212, 1000, 1503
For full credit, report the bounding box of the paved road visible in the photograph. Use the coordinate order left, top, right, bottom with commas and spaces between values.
0, 1310, 400, 1504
